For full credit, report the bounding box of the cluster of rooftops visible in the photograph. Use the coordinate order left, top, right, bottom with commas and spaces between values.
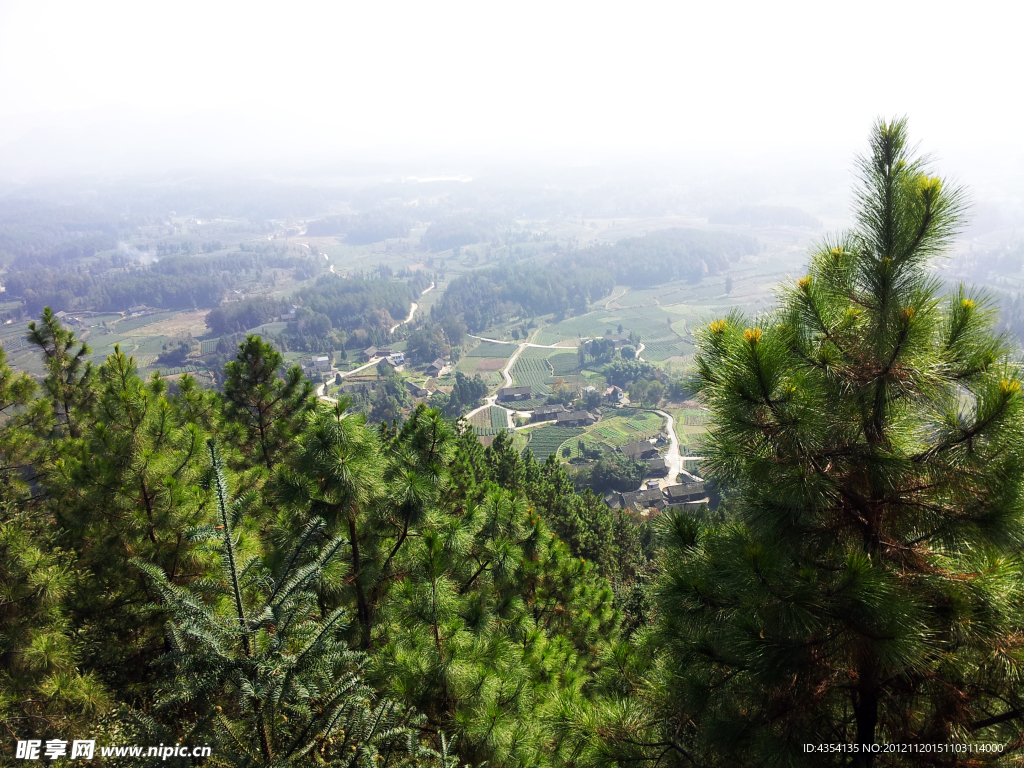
607, 476, 707, 515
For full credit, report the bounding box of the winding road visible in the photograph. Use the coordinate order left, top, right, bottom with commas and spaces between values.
464, 340, 529, 422
388, 282, 435, 333
315, 358, 381, 402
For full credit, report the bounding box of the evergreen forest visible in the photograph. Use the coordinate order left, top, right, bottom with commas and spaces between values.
3, 121, 1023, 768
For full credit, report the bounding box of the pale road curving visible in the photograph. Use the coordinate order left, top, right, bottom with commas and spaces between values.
641, 410, 682, 490
389, 303, 417, 333
635, 342, 645, 362
467, 334, 577, 350
388, 282, 435, 333
315, 358, 382, 402
464, 340, 528, 421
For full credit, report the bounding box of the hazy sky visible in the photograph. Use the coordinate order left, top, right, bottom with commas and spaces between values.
0, 1, 1020, 175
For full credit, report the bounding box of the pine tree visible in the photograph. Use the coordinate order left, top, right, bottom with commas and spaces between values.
47, 346, 214, 690
0, 344, 47, 500
139, 440, 431, 767
223, 335, 314, 471
597, 120, 1024, 766
277, 400, 385, 647
371, 486, 618, 768
27, 307, 94, 438
0, 502, 109, 740
0, 344, 107, 738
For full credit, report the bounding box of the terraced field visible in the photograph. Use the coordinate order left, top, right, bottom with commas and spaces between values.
521, 425, 586, 462
510, 355, 554, 395
579, 411, 666, 450
548, 352, 581, 375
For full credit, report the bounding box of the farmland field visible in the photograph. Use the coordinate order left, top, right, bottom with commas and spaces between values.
521, 425, 586, 462
510, 355, 554, 395
579, 411, 665, 450
468, 406, 509, 430
467, 340, 515, 357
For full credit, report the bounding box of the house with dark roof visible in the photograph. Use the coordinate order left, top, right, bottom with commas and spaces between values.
497, 386, 532, 402
664, 482, 706, 505
361, 346, 378, 361
619, 441, 658, 461
646, 456, 670, 477
425, 358, 450, 377
405, 380, 431, 398
620, 488, 666, 513
531, 404, 566, 422
556, 410, 597, 427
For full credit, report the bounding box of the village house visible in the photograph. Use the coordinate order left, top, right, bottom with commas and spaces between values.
664, 481, 707, 507
530, 404, 566, 422
607, 476, 710, 517
497, 386, 532, 402
619, 441, 659, 461
619, 488, 666, 513
556, 410, 597, 427
361, 346, 378, 362
606, 332, 631, 348
646, 456, 670, 477
604, 386, 626, 404
405, 380, 432, 398
425, 358, 450, 377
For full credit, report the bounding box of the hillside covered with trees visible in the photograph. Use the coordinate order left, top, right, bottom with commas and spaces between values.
3, 123, 1023, 767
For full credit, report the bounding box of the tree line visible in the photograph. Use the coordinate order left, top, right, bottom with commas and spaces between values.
8, 248, 324, 315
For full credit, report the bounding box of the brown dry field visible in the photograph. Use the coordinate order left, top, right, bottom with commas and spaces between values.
124, 310, 209, 338
476, 358, 506, 371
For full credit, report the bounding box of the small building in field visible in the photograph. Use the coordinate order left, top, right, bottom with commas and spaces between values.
497, 386, 532, 402
604, 386, 626, 404
361, 346, 378, 361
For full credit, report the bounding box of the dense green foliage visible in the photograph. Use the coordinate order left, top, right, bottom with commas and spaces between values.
0, 313, 645, 766
422, 215, 507, 251
432, 264, 614, 332
10, 248, 322, 315
560, 228, 756, 287
565, 120, 1024, 768
206, 273, 430, 339
3, 123, 1023, 767
305, 211, 414, 243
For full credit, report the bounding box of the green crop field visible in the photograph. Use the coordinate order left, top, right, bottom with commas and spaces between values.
490, 407, 509, 429
578, 411, 665, 451
467, 340, 515, 357
548, 352, 580, 375
510, 356, 554, 395
109, 311, 177, 334
522, 425, 585, 462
